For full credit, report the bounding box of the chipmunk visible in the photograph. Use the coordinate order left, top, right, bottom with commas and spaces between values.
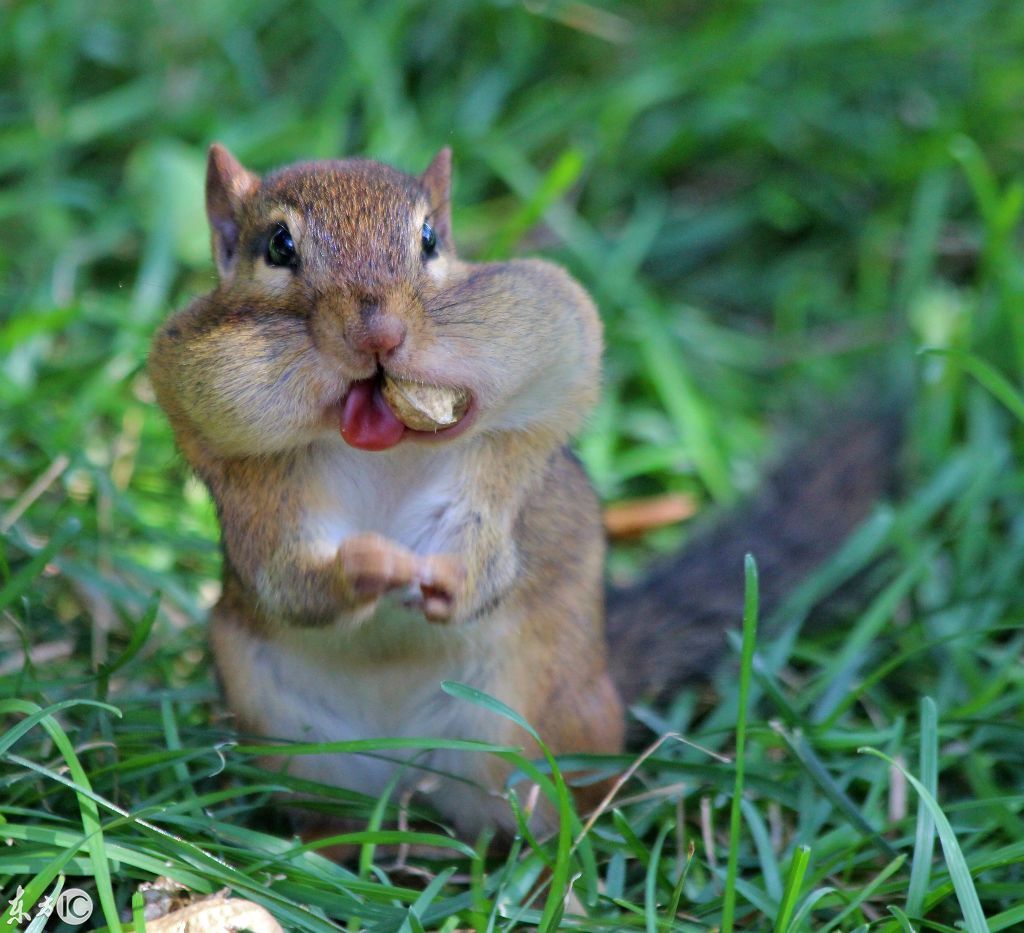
149, 144, 896, 838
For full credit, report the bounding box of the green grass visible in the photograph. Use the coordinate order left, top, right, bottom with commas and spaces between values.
4, 0, 1024, 929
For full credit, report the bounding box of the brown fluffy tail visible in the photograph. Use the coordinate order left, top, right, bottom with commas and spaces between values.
605, 412, 901, 706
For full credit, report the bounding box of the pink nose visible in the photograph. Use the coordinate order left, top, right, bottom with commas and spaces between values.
348, 311, 406, 357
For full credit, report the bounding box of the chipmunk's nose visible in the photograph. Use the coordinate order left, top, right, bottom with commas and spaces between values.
347, 302, 406, 357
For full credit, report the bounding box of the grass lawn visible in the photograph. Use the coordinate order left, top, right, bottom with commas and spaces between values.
3, 1, 1024, 929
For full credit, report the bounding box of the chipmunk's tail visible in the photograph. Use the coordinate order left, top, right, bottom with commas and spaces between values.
605, 410, 902, 706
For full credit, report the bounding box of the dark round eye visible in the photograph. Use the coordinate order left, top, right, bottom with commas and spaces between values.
266, 223, 297, 268
421, 220, 437, 257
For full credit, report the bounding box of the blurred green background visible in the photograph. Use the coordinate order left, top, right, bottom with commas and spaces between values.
6, 1, 1024, 926
5, 0, 1024, 665
6, 0, 1024, 602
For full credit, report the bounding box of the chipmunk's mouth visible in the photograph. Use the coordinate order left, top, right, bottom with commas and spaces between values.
336, 370, 476, 452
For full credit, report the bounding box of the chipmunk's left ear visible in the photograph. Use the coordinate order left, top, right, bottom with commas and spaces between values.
420, 147, 453, 246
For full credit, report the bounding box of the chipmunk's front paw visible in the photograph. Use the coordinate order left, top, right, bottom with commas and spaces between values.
336, 533, 417, 603
413, 554, 466, 623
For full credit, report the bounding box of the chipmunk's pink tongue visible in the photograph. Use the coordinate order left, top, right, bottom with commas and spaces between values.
340, 379, 405, 451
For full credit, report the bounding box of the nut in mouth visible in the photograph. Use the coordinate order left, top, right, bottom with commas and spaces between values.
380, 372, 471, 432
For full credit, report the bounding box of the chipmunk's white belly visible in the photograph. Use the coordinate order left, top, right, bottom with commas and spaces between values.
216, 604, 518, 834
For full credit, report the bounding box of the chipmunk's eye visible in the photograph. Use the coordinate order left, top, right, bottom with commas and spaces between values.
421, 220, 437, 257
266, 223, 297, 268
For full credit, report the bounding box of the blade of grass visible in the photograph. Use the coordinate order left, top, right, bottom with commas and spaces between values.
886, 905, 917, 932
484, 147, 586, 259
774, 845, 811, 933
159, 697, 200, 814
0, 518, 80, 612
920, 348, 1024, 422
860, 747, 988, 933
0, 700, 122, 931
402, 867, 455, 932
773, 724, 898, 860
95, 593, 160, 697
820, 854, 906, 932
787, 886, 838, 932
358, 753, 421, 880
441, 682, 576, 933
632, 298, 731, 500
132, 890, 147, 932
722, 554, 759, 933
989, 901, 1024, 932
644, 821, 672, 933
906, 697, 939, 917
895, 169, 950, 311
665, 840, 695, 928
0, 698, 120, 757
809, 546, 934, 723
740, 799, 782, 903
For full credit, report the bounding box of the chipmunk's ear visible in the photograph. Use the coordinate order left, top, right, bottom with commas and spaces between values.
420, 147, 452, 246
206, 143, 259, 279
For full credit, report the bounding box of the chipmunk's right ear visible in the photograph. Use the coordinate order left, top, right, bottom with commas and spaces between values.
206, 143, 259, 279
420, 147, 453, 245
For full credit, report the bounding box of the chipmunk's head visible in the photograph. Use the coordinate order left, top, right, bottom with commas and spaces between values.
171, 143, 475, 454
207, 143, 455, 311
153, 144, 601, 458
